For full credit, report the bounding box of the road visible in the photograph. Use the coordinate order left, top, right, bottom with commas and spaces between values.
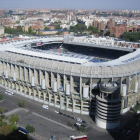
0, 86, 139, 140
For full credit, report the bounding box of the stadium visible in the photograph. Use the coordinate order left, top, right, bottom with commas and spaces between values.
0, 35, 140, 129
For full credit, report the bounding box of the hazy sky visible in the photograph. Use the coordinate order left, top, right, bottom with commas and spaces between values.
0, 0, 140, 10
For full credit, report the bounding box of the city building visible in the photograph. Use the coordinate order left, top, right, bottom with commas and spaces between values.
110, 24, 126, 38
0, 26, 4, 35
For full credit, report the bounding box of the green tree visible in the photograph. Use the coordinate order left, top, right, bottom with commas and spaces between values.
9, 114, 19, 125
56, 31, 61, 35
26, 125, 35, 133
18, 100, 25, 107
120, 32, 140, 42
69, 23, 87, 34
44, 26, 49, 30
0, 94, 3, 101
0, 107, 2, 115
78, 126, 86, 133
16, 21, 20, 24
28, 26, 32, 35
88, 26, 98, 33
55, 25, 61, 29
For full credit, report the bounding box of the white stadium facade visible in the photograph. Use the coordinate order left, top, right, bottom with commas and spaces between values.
0, 35, 140, 129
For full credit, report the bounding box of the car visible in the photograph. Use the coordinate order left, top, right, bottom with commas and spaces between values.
77, 118, 82, 122
131, 127, 135, 132
59, 111, 63, 115
121, 130, 126, 134
71, 117, 76, 120
55, 111, 59, 113
125, 130, 131, 135
82, 120, 86, 123
136, 123, 139, 127
75, 123, 81, 127
69, 135, 75, 139
42, 105, 49, 109
81, 124, 86, 127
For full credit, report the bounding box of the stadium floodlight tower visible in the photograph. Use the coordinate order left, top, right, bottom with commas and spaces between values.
95, 82, 121, 129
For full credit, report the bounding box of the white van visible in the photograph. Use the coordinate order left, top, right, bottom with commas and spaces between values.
5, 90, 14, 95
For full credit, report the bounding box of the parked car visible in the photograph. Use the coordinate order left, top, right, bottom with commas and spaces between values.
82, 120, 86, 123
75, 123, 81, 127
42, 105, 49, 109
59, 111, 63, 115
77, 118, 82, 122
55, 111, 59, 113
125, 130, 131, 135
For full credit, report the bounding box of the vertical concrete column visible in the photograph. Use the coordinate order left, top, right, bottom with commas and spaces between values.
39, 70, 43, 85
6, 63, 10, 77
131, 75, 137, 91
66, 97, 69, 111
45, 71, 49, 87
57, 74, 60, 90
70, 76, 73, 94
34, 69, 38, 85
72, 99, 75, 113
24, 86, 27, 95
11, 65, 14, 78
89, 78, 92, 99
34, 89, 37, 99
51, 72, 55, 88
126, 76, 130, 92
19, 85, 22, 93
29, 88, 31, 97
24, 67, 28, 82
80, 77, 82, 98
20, 66, 24, 80
120, 77, 123, 95
60, 96, 62, 109
48, 93, 51, 105
0, 62, 2, 76
16, 66, 19, 80
121, 99, 124, 114
38, 90, 41, 100
63, 75, 66, 92
29, 68, 34, 83
138, 74, 140, 90
43, 91, 46, 103
80, 100, 83, 114
3, 62, 6, 73
54, 95, 57, 107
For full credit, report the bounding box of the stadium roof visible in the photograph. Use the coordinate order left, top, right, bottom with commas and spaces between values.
6, 48, 88, 64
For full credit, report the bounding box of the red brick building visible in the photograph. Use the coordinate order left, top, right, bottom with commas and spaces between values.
110, 24, 126, 38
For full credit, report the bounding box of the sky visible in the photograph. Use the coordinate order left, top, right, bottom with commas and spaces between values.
0, 0, 140, 10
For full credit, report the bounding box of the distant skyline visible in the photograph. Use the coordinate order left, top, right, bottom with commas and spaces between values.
0, 0, 140, 10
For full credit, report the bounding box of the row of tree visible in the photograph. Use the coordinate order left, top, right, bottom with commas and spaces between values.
69, 23, 98, 34
4, 26, 36, 36
120, 32, 140, 42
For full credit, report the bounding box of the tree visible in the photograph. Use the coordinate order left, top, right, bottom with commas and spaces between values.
0, 107, 2, 115
44, 26, 49, 30
28, 26, 32, 35
55, 25, 61, 29
26, 125, 35, 133
18, 100, 25, 107
88, 26, 98, 33
16, 21, 20, 24
0, 94, 3, 101
78, 126, 86, 133
69, 23, 87, 34
9, 114, 19, 125
56, 31, 61, 35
